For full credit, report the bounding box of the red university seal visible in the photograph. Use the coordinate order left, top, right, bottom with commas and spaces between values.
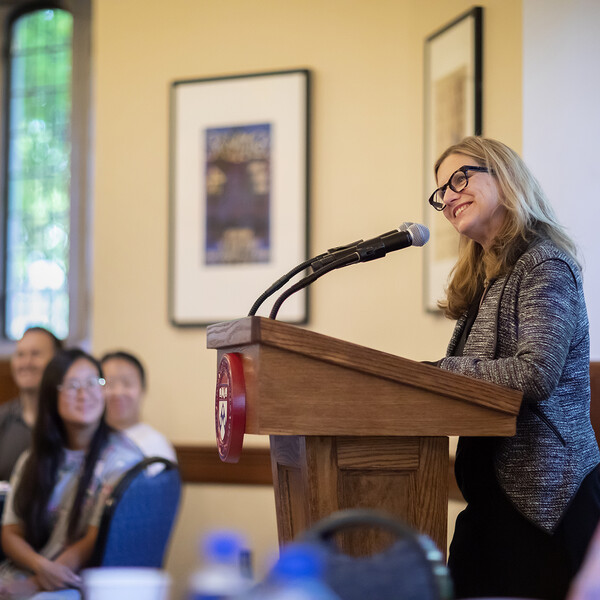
215, 352, 246, 463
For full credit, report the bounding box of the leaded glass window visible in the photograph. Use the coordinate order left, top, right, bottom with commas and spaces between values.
4, 7, 73, 340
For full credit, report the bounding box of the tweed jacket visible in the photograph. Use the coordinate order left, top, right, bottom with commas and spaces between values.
439, 239, 600, 532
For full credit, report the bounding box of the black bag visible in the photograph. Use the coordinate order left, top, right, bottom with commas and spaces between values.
296, 509, 453, 600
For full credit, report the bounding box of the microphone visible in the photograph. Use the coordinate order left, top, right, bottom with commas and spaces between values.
311, 222, 429, 271
267, 221, 429, 319
248, 222, 429, 318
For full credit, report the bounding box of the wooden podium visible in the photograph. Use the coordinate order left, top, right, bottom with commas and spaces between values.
207, 317, 522, 555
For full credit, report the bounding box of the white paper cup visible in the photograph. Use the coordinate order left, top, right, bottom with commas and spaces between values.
82, 567, 171, 600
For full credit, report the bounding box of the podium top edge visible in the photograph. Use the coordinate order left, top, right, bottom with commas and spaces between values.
206, 317, 523, 416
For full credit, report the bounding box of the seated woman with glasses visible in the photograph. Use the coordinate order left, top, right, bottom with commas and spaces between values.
0, 348, 142, 598
428, 136, 600, 600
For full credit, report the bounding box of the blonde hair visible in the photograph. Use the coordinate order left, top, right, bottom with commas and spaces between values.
435, 136, 578, 319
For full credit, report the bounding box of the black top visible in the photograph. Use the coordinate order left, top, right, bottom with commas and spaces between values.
452, 285, 499, 504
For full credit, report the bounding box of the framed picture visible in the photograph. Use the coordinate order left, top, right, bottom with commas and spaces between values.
169, 69, 310, 326
423, 7, 483, 312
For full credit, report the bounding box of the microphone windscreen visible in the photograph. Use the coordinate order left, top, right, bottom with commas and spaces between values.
407, 223, 430, 247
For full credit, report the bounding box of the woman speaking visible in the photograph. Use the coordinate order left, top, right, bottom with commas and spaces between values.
428, 137, 600, 600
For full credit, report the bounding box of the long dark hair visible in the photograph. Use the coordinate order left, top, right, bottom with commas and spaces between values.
13, 348, 111, 549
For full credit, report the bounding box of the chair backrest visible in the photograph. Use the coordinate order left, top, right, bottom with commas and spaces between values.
89, 456, 181, 568
296, 509, 453, 600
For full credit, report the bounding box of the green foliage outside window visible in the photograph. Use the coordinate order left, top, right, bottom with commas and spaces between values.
5, 8, 73, 340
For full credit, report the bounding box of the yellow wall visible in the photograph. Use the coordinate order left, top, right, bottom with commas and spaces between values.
91, 0, 521, 596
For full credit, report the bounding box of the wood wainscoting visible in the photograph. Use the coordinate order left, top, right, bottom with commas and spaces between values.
174, 443, 466, 499
2, 359, 600, 502
0, 359, 17, 402
175, 361, 600, 502
174, 444, 272, 485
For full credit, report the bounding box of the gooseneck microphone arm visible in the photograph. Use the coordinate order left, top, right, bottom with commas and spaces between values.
249, 222, 429, 320
268, 252, 359, 320
247, 240, 362, 317
247, 256, 315, 317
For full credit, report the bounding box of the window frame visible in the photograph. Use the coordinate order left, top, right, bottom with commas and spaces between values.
0, 0, 91, 354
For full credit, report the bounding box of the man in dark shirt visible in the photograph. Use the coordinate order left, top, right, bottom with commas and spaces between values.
0, 327, 62, 481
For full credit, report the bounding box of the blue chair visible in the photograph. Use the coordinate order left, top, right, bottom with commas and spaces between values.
88, 456, 181, 568
7, 458, 181, 600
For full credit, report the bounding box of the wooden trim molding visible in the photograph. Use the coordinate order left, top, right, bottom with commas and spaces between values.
174, 444, 273, 486
173, 442, 465, 501
0, 359, 17, 405
177, 362, 600, 501
1, 359, 597, 504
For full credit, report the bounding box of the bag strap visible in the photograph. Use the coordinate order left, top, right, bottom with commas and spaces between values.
299, 509, 452, 600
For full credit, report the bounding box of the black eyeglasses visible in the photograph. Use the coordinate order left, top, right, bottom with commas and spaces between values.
428, 165, 490, 211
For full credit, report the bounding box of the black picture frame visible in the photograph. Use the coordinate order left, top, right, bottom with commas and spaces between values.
168, 69, 311, 326
423, 7, 483, 312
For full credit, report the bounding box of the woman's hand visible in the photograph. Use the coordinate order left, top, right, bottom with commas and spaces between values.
1, 524, 81, 594
32, 555, 82, 591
